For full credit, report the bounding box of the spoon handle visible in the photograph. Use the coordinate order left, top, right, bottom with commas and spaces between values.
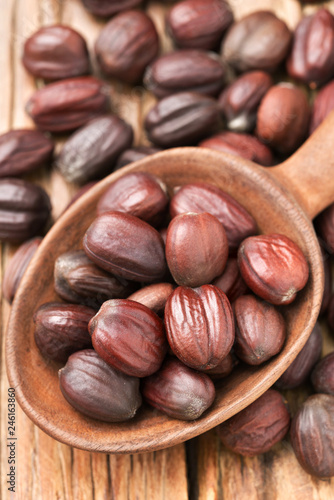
269, 110, 334, 220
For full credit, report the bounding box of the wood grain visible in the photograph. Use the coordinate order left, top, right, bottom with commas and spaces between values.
1, 0, 334, 498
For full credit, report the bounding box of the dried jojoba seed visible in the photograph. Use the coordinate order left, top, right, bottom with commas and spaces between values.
26, 76, 109, 133
219, 71, 273, 132
166, 212, 228, 287
115, 146, 161, 169
97, 172, 168, 227
166, 0, 233, 50
34, 302, 95, 363
54, 250, 136, 308
83, 211, 167, 283
199, 131, 273, 167
144, 92, 219, 147
311, 352, 334, 395
275, 322, 322, 390
81, 0, 143, 17
165, 285, 234, 370
22, 25, 90, 80
59, 349, 142, 422
221, 11, 291, 73
287, 9, 334, 88
327, 293, 334, 333
290, 394, 334, 478
95, 10, 159, 84
204, 352, 234, 378
218, 389, 290, 456
315, 202, 334, 253
310, 79, 334, 134
256, 83, 310, 154
56, 115, 133, 184
144, 49, 226, 98
0, 129, 54, 178
212, 257, 248, 303
3, 237, 42, 303
127, 282, 174, 315
142, 357, 215, 420
319, 242, 332, 315
170, 182, 257, 252
233, 294, 286, 365
0, 178, 51, 242
238, 234, 309, 305
89, 299, 167, 377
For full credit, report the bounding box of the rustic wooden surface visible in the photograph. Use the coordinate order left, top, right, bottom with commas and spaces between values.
1, 0, 334, 499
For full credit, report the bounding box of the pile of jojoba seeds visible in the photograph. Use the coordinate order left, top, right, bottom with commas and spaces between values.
1, 0, 334, 480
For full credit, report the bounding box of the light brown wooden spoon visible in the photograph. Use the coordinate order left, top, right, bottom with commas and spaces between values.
6, 112, 334, 454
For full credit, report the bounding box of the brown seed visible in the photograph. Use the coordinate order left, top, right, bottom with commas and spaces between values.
34, 302, 95, 363
56, 115, 133, 184
319, 242, 332, 316
59, 349, 142, 422
218, 71, 273, 132
81, 0, 143, 17
199, 131, 273, 166
144, 49, 226, 98
83, 211, 167, 283
290, 394, 334, 478
165, 285, 234, 370
54, 250, 136, 308
89, 299, 167, 377
26, 76, 110, 133
97, 172, 168, 227
166, 0, 233, 50
166, 212, 228, 287
204, 352, 234, 378
233, 294, 286, 365
275, 322, 322, 390
221, 11, 292, 73
315, 202, 334, 254
256, 83, 310, 154
142, 357, 215, 420
95, 10, 159, 84
218, 389, 290, 456
3, 237, 42, 303
238, 233, 309, 305
311, 352, 334, 395
115, 146, 161, 169
0, 129, 54, 178
212, 257, 248, 303
144, 92, 219, 147
309, 79, 334, 133
128, 282, 174, 315
170, 182, 258, 252
22, 25, 90, 80
287, 9, 334, 88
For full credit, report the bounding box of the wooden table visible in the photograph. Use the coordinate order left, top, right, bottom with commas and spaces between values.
1, 0, 334, 498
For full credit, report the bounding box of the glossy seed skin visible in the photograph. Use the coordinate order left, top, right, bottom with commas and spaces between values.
59, 349, 142, 422
81, 0, 143, 17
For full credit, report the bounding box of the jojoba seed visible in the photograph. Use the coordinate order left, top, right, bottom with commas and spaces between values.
309, 79, 334, 133
212, 257, 248, 303
311, 352, 334, 395
127, 282, 174, 315
115, 146, 161, 169
315, 202, 334, 253
81, 0, 143, 17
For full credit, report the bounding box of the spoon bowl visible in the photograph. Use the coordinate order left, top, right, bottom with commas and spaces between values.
6, 113, 334, 454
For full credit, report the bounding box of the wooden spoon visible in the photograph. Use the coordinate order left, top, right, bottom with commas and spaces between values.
6, 113, 334, 454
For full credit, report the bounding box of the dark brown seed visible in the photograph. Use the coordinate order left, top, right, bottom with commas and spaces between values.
83, 211, 167, 283
204, 352, 234, 378
22, 25, 90, 80
144, 92, 219, 147
233, 294, 286, 365
309, 80, 334, 133
3, 237, 42, 303
59, 349, 142, 422
287, 9, 334, 88
319, 242, 332, 316
0, 129, 54, 178
166, 0, 233, 50
127, 282, 174, 315
199, 131, 273, 166
56, 115, 133, 184
327, 293, 334, 334
97, 172, 168, 227
115, 146, 161, 169
95, 10, 159, 84
218, 389, 290, 456
311, 352, 334, 395
81, 0, 143, 17
34, 302, 95, 363
26, 76, 110, 133
212, 257, 248, 303
142, 357, 215, 420
54, 250, 136, 308
144, 49, 226, 98
89, 299, 167, 377
221, 11, 292, 73
315, 202, 334, 253
0, 178, 51, 242
170, 182, 257, 252
290, 394, 334, 478
218, 71, 273, 132
275, 322, 322, 390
